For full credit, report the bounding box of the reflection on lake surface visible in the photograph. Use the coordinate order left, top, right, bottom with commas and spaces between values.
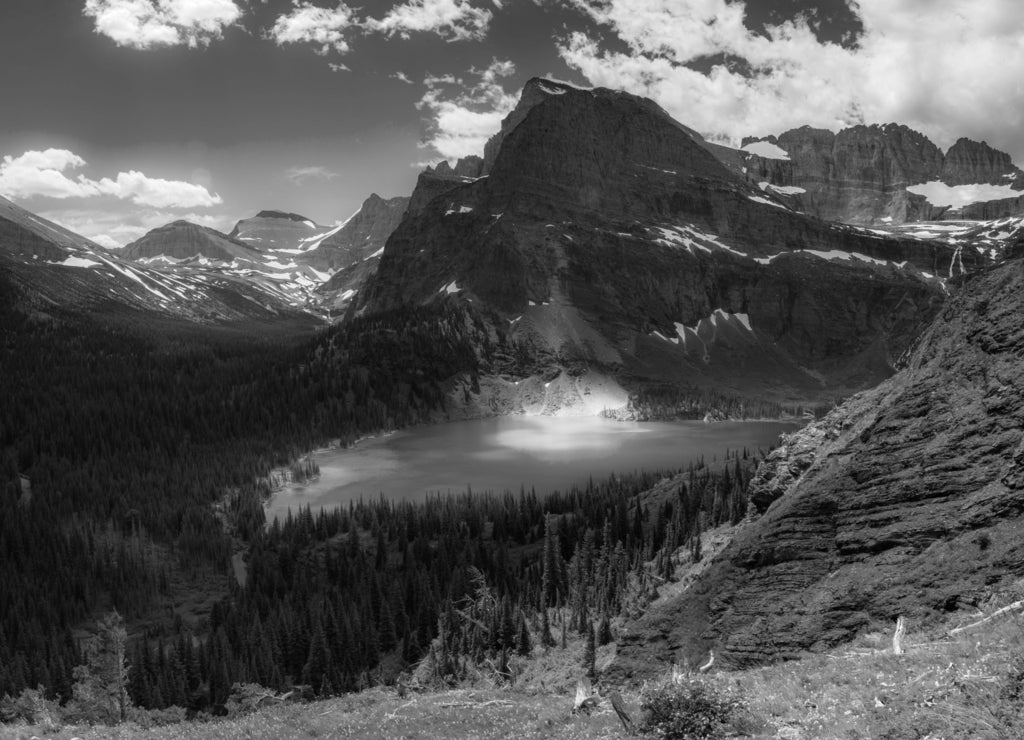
266, 416, 799, 521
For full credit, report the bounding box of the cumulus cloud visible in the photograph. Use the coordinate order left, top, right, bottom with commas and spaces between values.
418, 59, 518, 159
83, 0, 242, 49
269, 2, 357, 54
43, 208, 234, 248
366, 0, 492, 42
0, 149, 99, 200
0, 149, 221, 208
95, 171, 222, 208
559, 0, 1024, 163
285, 165, 339, 184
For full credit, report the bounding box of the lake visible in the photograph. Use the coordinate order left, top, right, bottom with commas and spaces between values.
266, 416, 799, 521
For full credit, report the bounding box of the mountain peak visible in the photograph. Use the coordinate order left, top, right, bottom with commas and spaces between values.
254, 210, 315, 223
124, 220, 257, 262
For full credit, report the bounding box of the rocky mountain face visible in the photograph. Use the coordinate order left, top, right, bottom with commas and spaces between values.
123, 220, 262, 263
356, 79, 976, 402
0, 197, 313, 326
111, 195, 409, 318
611, 254, 1024, 676
737, 125, 1024, 225
304, 193, 409, 271
228, 211, 334, 253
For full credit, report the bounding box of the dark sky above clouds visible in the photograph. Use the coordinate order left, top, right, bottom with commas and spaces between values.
0, 0, 1020, 247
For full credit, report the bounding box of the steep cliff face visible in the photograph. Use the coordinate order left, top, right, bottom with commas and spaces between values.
739, 126, 1024, 225
942, 138, 1023, 185
611, 256, 1024, 676
356, 79, 966, 400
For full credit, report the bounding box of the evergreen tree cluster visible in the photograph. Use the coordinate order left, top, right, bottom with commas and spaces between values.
0, 296, 494, 702
121, 454, 757, 712
0, 274, 770, 717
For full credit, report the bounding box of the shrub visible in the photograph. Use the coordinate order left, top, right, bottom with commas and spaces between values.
0, 686, 62, 730
639, 675, 745, 739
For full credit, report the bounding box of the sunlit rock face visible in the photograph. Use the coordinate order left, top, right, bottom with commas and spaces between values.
610, 253, 1024, 675
736, 125, 1024, 225
356, 79, 966, 402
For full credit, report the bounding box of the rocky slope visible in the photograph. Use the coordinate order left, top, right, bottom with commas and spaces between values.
356, 79, 976, 402
737, 125, 1024, 225
610, 253, 1024, 675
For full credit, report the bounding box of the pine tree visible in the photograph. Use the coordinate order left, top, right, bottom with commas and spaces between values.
69, 611, 131, 724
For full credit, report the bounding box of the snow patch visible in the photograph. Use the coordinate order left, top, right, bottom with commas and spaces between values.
748, 195, 788, 210
537, 81, 567, 96
440, 280, 461, 294
907, 181, 1021, 208
742, 141, 791, 160
54, 255, 101, 268
652, 224, 747, 257
766, 184, 805, 195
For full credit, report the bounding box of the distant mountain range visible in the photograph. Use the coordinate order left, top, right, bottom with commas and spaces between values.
3, 77, 1023, 401
0, 195, 315, 328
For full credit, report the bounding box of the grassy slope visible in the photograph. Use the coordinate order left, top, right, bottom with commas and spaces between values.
6, 595, 1024, 740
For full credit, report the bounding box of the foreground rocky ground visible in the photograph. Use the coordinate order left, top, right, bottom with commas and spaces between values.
5, 591, 1023, 740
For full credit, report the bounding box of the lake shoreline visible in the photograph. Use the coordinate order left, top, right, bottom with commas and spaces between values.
264, 416, 801, 522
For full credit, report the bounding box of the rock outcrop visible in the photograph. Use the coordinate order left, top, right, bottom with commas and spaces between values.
611, 255, 1024, 676
942, 138, 1022, 186
356, 79, 971, 400
737, 125, 1024, 225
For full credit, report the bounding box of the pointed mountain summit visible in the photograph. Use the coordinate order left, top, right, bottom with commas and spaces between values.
356, 78, 969, 403
306, 193, 409, 271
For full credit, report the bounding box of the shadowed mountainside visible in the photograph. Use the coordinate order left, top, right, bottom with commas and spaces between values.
611, 252, 1024, 676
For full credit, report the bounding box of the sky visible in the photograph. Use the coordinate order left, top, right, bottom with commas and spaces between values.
0, 0, 1021, 248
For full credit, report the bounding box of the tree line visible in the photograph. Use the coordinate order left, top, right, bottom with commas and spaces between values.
0, 272, 777, 717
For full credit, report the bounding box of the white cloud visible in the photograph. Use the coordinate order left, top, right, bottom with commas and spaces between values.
95, 171, 222, 208
42, 208, 234, 248
270, 2, 356, 54
0, 148, 221, 208
391, 71, 414, 84
83, 0, 241, 49
0, 149, 99, 199
285, 165, 339, 184
366, 0, 492, 42
418, 59, 518, 159
558, 0, 1024, 165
